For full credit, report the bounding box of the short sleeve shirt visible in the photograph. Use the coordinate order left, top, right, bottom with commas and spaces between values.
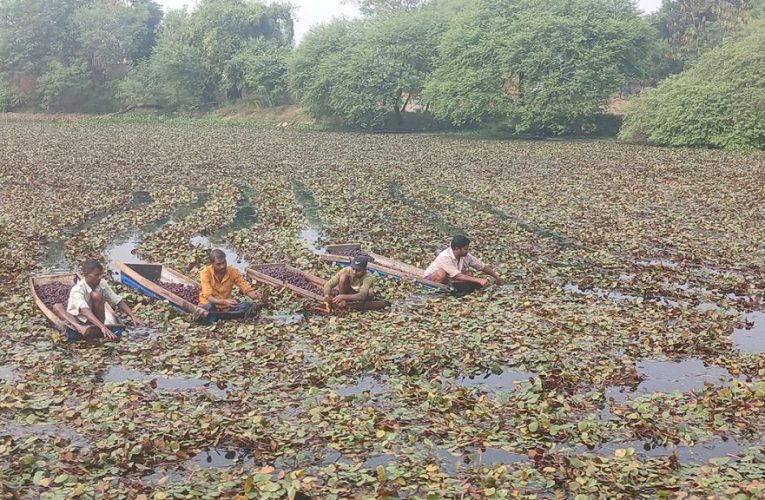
324, 267, 375, 297
67, 278, 123, 320
424, 248, 486, 278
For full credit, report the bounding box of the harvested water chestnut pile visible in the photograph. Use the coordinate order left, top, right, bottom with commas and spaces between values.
156, 281, 201, 305
258, 266, 324, 296
330, 247, 373, 261
34, 282, 72, 310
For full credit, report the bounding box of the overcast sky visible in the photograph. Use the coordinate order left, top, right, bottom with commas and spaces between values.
156, 0, 665, 43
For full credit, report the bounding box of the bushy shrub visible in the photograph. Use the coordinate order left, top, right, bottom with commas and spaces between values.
620, 23, 765, 150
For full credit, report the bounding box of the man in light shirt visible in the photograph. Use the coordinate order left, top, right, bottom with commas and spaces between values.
52, 259, 144, 340
424, 235, 503, 291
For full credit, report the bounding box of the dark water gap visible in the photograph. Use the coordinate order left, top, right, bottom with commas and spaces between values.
189, 187, 256, 272
292, 179, 325, 254
389, 181, 464, 237
104, 190, 211, 273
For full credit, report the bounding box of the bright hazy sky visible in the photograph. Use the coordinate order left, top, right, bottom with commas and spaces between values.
156, 0, 665, 43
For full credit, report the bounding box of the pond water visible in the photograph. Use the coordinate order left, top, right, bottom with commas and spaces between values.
605, 358, 736, 403
300, 227, 325, 255
444, 366, 536, 394
334, 375, 390, 397
95, 365, 227, 398
594, 436, 753, 464
1, 422, 90, 448
43, 191, 154, 270
187, 448, 252, 469
732, 312, 765, 354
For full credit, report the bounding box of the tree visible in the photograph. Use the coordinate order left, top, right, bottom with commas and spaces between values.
647, 0, 762, 80
73, 0, 163, 78
423, 0, 654, 134
222, 38, 291, 105
289, 1, 458, 128
343, 0, 430, 16
619, 22, 765, 150
0, 0, 87, 75
0, 0, 164, 111
118, 31, 208, 110
37, 59, 93, 112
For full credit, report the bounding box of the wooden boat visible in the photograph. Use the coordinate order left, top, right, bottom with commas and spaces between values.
117, 261, 256, 321
117, 261, 197, 314
321, 243, 449, 291
30, 272, 124, 342
246, 263, 390, 311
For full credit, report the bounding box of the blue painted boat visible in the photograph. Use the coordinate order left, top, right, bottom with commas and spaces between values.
116, 261, 248, 321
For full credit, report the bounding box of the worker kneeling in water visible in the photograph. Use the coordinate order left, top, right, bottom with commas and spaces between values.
323, 255, 375, 309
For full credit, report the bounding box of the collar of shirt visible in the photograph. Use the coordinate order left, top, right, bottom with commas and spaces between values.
77, 277, 100, 294
208, 267, 234, 283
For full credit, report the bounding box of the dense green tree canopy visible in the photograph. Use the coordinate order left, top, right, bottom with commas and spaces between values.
645, 0, 763, 82
423, 0, 654, 134
620, 21, 765, 150
289, 1, 459, 128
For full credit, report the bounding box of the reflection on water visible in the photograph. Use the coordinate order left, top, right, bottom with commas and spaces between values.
595, 437, 752, 464
95, 365, 227, 398
187, 448, 252, 469
334, 375, 390, 397
444, 366, 536, 394
606, 358, 736, 403
733, 312, 765, 354
0, 365, 19, 382
300, 227, 325, 255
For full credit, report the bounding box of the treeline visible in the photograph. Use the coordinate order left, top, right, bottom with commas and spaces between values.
0, 0, 762, 149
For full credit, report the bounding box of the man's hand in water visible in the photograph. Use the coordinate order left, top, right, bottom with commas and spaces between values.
101, 325, 117, 340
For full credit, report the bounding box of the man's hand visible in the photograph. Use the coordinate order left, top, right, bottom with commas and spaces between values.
494, 277, 504, 286
101, 325, 117, 340
478, 278, 490, 288
332, 295, 346, 305
130, 316, 146, 327
224, 299, 238, 307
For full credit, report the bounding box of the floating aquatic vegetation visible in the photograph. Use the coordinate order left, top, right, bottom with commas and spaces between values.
0, 119, 763, 497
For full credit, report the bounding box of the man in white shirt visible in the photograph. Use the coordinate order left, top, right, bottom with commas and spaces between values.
424, 235, 503, 291
52, 259, 144, 340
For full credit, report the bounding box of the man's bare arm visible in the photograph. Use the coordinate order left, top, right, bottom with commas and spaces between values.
481, 266, 503, 285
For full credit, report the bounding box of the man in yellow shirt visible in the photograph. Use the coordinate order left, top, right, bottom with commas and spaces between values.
324, 256, 375, 309
195, 249, 264, 321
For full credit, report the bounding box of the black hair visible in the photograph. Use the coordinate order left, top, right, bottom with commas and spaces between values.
208, 249, 227, 263
81, 258, 103, 274
451, 235, 471, 250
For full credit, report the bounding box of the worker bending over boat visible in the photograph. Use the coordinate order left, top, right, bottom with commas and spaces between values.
424, 235, 503, 292
52, 259, 144, 340
195, 249, 265, 321
324, 256, 376, 308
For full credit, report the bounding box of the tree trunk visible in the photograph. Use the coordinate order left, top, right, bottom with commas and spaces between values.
393, 88, 404, 125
